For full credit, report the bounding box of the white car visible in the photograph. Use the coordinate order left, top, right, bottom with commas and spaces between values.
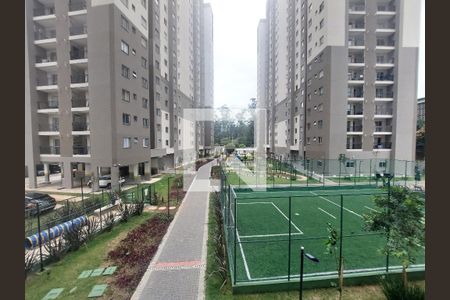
87, 175, 125, 189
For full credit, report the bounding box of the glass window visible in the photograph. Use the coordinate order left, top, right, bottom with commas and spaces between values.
122, 89, 130, 102
122, 113, 131, 125
123, 137, 131, 148
121, 15, 129, 31
121, 40, 129, 54
121, 65, 130, 78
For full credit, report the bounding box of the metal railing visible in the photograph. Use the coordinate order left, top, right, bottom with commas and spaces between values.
70, 52, 88, 60
376, 74, 394, 81
375, 108, 393, 115
70, 26, 87, 36
33, 7, 55, 17
347, 110, 363, 115
69, 0, 87, 12
377, 23, 396, 30
376, 91, 394, 98
349, 5, 365, 12
36, 78, 58, 86
375, 125, 393, 132
376, 58, 395, 64
38, 123, 59, 132
348, 74, 364, 80
37, 101, 59, 109
40, 146, 60, 155
71, 74, 88, 84
347, 125, 363, 132
346, 142, 362, 149
72, 121, 89, 131
349, 23, 365, 29
376, 40, 395, 47
72, 98, 89, 108
73, 146, 90, 155
348, 39, 365, 47
36, 56, 57, 64
34, 30, 56, 40
377, 5, 396, 12
374, 142, 392, 149
348, 90, 364, 98
348, 57, 364, 64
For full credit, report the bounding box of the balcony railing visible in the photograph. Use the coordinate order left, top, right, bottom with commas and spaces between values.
376, 57, 395, 64
348, 74, 364, 80
37, 78, 58, 86
72, 98, 89, 108
70, 52, 87, 60
377, 5, 396, 12
375, 91, 394, 98
40, 146, 60, 155
377, 24, 396, 30
376, 74, 394, 81
73, 146, 90, 155
39, 123, 59, 132
38, 101, 59, 109
34, 30, 56, 40
71, 74, 88, 84
347, 110, 363, 115
375, 125, 393, 132
375, 108, 393, 115
348, 91, 364, 98
70, 26, 87, 36
374, 142, 392, 149
349, 57, 364, 64
349, 23, 365, 29
376, 40, 395, 47
73, 122, 89, 131
348, 39, 365, 47
34, 7, 55, 17
349, 5, 365, 12
69, 0, 87, 12
347, 143, 362, 149
347, 125, 363, 132
36, 56, 57, 64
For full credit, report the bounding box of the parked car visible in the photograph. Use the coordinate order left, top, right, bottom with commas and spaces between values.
87, 175, 125, 189
25, 193, 56, 216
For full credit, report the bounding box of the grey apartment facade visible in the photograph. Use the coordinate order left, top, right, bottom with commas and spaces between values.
25, 0, 213, 190
257, 0, 421, 167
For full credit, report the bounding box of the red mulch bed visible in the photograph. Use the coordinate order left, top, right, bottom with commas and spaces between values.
107, 214, 172, 291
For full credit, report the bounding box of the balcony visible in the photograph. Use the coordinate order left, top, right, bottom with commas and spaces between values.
375, 106, 393, 116
70, 74, 89, 89
347, 142, 362, 150
373, 142, 392, 150
347, 110, 364, 117
36, 77, 58, 91
376, 4, 396, 15
348, 72, 364, 85
69, 0, 87, 12
375, 74, 394, 85
38, 123, 59, 135
40, 146, 60, 156
70, 26, 87, 37
33, 7, 55, 17
375, 125, 393, 133
73, 146, 90, 156
72, 121, 90, 133
349, 5, 365, 14
34, 29, 56, 46
348, 55, 364, 68
348, 39, 365, 48
348, 89, 364, 101
347, 124, 363, 133
349, 22, 365, 32
37, 100, 59, 112
71, 97, 89, 111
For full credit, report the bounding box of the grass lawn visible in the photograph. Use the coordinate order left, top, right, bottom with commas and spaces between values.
25, 212, 155, 300
206, 193, 425, 299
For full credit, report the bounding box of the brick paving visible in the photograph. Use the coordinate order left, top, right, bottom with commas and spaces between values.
132, 160, 216, 300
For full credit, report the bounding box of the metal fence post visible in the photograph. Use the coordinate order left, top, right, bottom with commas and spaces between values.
99, 205, 103, 231
288, 196, 292, 281
322, 160, 326, 188
369, 159, 372, 186
354, 162, 357, 186
36, 203, 44, 272
338, 161, 342, 186
339, 195, 344, 278
233, 186, 237, 285
404, 160, 408, 187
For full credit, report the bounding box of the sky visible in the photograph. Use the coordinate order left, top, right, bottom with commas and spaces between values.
206, 0, 425, 109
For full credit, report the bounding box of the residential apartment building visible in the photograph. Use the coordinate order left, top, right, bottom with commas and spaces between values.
417, 97, 425, 123
258, 0, 421, 168
25, 0, 213, 190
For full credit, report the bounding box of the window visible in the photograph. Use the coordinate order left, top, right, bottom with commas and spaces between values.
142, 77, 148, 89
143, 138, 149, 148
155, 76, 160, 85
156, 108, 161, 116
121, 40, 129, 54
318, 120, 323, 128
141, 36, 147, 48
346, 161, 355, 168
155, 92, 160, 101
133, 93, 137, 100
122, 113, 131, 125
319, 87, 324, 95
142, 98, 148, 108
165, 140, 169, 146
379, 161, 387, 168
132, 26, 136, 34
164, 86, 169, 94
317, 160, 323, 167
318, 103, 324, 111
133, 137, 138, 144
141, 57, 147, 69
319, 1, 325, 13
121, 65, 130, 79
319, 36, 324, 46
122, 89, 130, 102
320, 19, 324, 29
165, 100, 168, 107
123, 137, 131, 149
165, 113, 169, 120
318, 137, 323, 144
165, 126, 169, 133
132, 71, 137, 78
132, 4, 135, 11
133, 115, 138, 122
131, 48, 136, 55
319, 70, 324, 78
121, 15, 129, 31
143, 118, 149, 128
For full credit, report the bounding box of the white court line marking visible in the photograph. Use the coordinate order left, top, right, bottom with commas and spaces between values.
230, 210, 252, 280
270, 202, 304, 234
240, 233, 303, 238
311, 191, 363, 219
364, 206, 380, 213
237, 202, 272, 205
318, 207, 336, 219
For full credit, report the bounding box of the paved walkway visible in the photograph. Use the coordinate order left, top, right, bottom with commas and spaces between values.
132, 160, 217, 300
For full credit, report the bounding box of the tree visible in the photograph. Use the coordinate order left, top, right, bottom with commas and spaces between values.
363, 186, 425, 287
325, 222, 344, 300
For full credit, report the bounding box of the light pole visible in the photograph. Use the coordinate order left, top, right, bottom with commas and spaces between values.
299, 246, 319, 300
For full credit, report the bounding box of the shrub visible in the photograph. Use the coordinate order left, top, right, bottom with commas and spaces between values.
43, 237, 66, 263
104, 212, 116, 232
381, 277, 425, 300
25, 250, 37, 278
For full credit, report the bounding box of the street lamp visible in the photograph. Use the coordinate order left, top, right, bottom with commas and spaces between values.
299, 246, 319, 300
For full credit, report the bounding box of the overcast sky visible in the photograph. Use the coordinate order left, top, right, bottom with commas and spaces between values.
206, 0, 425, 109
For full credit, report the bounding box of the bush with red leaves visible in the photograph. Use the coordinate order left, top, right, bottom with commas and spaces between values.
107, 214, 172, 290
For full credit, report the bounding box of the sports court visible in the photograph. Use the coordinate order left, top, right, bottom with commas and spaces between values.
220, 184, 425, 284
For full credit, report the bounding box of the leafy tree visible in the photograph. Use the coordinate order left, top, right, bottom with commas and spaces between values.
325, 222, 344, 300
364, 186, 425, 287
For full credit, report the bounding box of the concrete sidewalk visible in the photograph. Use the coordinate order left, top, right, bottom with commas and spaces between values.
132, 160, 216, 300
